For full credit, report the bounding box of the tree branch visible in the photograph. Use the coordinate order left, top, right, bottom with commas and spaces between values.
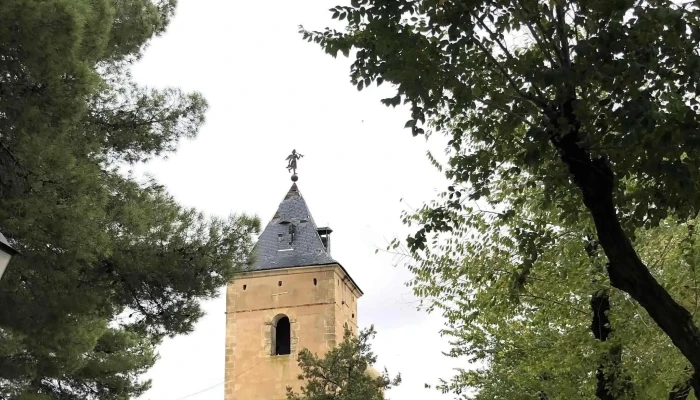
475, 95, 537, 128
554, 0, 572, 68
472, 13, 549, 102
518, 293, 588, 315
468, 31, 547, 109
669, 378, 692, 400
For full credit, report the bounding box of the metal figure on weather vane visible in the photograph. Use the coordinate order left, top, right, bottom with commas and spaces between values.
286, 149, 304, 181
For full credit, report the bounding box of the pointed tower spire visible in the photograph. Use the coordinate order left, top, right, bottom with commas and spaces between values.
225, 163, 364, 400
249, 182, 335, 271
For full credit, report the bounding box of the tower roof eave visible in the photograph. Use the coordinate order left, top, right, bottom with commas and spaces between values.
239, 261, 363, 296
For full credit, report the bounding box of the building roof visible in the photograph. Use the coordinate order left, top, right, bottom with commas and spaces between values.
249, 183, 337, 270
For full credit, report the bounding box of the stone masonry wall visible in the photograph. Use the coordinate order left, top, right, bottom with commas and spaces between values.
224, 264, 361, 400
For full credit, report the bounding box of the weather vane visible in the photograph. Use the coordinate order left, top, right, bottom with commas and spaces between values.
286, 149, 304, 182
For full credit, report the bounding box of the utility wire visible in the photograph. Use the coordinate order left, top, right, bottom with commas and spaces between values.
174, 381, 223, 400
173, 359, 265, 400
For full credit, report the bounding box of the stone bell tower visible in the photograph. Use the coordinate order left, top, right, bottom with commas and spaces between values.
224, 159, 362, 400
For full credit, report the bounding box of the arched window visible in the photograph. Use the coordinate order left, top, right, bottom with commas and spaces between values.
273, 316, 291, 355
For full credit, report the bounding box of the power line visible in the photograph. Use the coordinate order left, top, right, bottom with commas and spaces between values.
172, 359, 265, 400
175, 381, 223, 400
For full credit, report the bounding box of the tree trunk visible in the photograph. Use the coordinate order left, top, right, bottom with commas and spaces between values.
669, 379, 691, 400
668, 367, 698, 400
553, 118, 700, 386
25, 376, 43, 396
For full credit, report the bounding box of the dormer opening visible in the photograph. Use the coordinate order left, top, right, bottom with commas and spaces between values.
317, 227, 333, 253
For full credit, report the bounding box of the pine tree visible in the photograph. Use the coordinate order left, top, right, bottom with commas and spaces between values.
0, 1, 259, 398
287, 327, 401, 400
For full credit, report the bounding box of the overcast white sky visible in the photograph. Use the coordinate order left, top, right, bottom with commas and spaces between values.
131, 1, 461, 399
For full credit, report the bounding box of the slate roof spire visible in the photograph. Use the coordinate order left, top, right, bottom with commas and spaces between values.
249, 183, 336, 271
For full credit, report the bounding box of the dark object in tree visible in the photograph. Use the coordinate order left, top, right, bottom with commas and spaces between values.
586, 238, 632, 400
590, 290, 628, 400
301, 0, 700, 388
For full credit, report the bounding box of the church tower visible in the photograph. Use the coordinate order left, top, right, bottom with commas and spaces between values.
224, 167, 362, 400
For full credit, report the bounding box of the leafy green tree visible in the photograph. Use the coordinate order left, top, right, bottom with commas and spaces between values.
396, 184, 700, 398
301, 0, 700, 387
286, 326, 401, 400
0, 0, 259, 398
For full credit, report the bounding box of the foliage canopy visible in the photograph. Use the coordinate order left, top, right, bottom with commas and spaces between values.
404, 186, 700, 398
0, 0, 259, 398
302, 0, 700, 390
